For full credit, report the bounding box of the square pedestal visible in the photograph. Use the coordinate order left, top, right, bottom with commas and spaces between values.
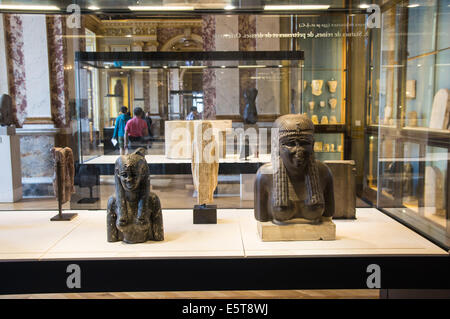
193, 205, 217, 224
257, 220, 336, 241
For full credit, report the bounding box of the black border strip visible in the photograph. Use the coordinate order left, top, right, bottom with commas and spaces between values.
75, 51, 304, 62
0, 256, 448, 294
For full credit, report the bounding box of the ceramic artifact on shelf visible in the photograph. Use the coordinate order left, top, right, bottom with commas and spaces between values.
311, 80, 323, 96
320, 115, 329, 124
0, 94, 15, 126
314, 141, 323, 152
308, 101, 315, 111
254, 114, 335, 241
337, 145, 343, 152
243, 88, 258, 124
107, 148, 164, 243
329, 115, 337, 124
330, 144, 335, 152
328, 98, 337, 110
303, 81, 308, 90
319, 101, 325, 108
407, 111, 418, 127
327, 79, 338, 93
311, 114, 319, 125
324, 143, 330, 152
406, 80, 416, 99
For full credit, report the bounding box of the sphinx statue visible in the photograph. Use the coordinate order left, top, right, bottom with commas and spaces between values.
107, 148, 164, 243
254, 114, 335, 240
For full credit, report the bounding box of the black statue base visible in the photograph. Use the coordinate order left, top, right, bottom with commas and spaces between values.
193, 204, 217, 224
50, 213, 78, 221
77, 197, 99, 204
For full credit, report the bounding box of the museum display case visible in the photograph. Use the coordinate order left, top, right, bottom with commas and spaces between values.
363, 0, 450, 249
0, 1, 448, 296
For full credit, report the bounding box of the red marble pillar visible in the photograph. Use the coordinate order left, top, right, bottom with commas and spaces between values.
202, 15, 216, 120
3, 14, 27, 127
46, 15, 70, 128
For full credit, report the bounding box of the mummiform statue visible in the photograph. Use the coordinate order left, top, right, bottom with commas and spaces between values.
254, 114, 334, 224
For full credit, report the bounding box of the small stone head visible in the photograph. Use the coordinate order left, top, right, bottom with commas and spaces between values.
274, 114, 315, 173
115, 148, 148, 192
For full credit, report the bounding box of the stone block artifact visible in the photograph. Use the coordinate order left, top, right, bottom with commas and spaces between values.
243, 88, 258, 124
107, 148, 164, 243
254, 114, 335, 241
191, 121, 219, 223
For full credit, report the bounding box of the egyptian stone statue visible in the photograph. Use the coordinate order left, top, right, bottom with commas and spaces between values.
0, 94, 15, 126
191, 121, 219, 205
107, 148, 164, 243
254, 114, 334, 224
51, 147, 75, 204
243, 88, 258, 124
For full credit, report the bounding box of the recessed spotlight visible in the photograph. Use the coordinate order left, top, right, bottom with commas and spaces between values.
359, 4, 370, 9
88, 6, 100, 10
264, 5, 330, 10
408, 4, 420, 8
224, 5, 235, 10
129, 5, 194, 11
0, 4, 60, 10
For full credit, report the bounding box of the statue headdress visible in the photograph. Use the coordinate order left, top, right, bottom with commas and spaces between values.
271, 114, 324, 210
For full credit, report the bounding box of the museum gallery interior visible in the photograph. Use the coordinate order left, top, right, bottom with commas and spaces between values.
0, 0, 448, 296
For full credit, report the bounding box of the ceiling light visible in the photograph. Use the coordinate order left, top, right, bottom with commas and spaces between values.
238, 65, 266, 68
122, 66, 150, 69
180, 66, 207, 69
0, 4, 60, 10
88, 6, 100, 10
359, 4, 370, 9
129, 6, 194, 11
408, 4, 420, 8
224, 5, 235, 10
264, 5, 330, 10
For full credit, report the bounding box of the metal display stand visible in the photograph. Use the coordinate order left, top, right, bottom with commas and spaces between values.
50, 160, 78, 221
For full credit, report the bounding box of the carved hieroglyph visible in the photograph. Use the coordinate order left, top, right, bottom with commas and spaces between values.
165, 120, 231, 159
191, 121, 219, 205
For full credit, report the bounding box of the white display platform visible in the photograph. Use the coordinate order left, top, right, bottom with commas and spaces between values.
84, 154, 272, 165
0, 208, 446, 261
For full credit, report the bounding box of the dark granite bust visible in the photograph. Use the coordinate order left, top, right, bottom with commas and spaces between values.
254, 114, 334, 224
107, 148, 164, 243
243, 88, 258, 124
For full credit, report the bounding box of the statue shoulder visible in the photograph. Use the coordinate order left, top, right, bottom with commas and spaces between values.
255, 163, 273, 188
315, 160, 333, 182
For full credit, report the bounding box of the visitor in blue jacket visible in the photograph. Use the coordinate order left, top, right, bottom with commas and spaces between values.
113, 106, 131, 155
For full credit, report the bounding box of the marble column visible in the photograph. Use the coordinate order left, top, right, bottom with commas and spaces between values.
11, 14, 60, 197
0, 14, 9, 95
202, 15, 216, 120
46, 15, 70, 128
3, 14, 27, 127
238, 15, 256, 117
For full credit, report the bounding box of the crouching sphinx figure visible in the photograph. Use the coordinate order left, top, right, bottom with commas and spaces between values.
254, 114, 335, 240
107, 148, 164, 243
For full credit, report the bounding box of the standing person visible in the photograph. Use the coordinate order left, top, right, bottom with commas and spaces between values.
186, 106, 201, 120
124, 107, 148, 153
112, 106, 131, 155
144, 112, 153, 149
